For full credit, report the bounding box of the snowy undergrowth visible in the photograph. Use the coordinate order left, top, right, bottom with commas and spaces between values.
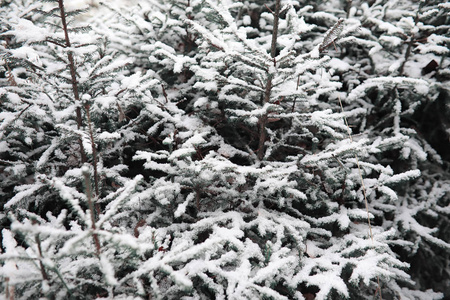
1, 0, 449, 299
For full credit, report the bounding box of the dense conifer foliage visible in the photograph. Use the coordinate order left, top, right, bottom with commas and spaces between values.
1, 0, 449, 299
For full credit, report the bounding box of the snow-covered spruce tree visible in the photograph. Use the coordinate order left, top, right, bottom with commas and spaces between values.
1, 0, 448, 299
180, 1, 416, 298
88, 0, 447, 298
309, 0, 450, 297
0, 1, 158, 298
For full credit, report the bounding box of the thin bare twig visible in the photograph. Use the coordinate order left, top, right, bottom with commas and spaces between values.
264, 4, 274, 15
161, 84, 168, 103
398, 3, 423, 76
45, 38, 67, 48
33, 228, 49, 281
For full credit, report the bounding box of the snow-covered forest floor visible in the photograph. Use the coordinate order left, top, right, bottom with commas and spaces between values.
1, 0, 449, 299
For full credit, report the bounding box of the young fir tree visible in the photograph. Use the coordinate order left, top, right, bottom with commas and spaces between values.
0, 1, 153, 298
1, 0, 449, 299
310, 0, 450, 296
95, 0, 447, 299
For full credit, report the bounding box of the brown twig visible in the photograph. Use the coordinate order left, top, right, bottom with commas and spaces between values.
57, 0, 87, 164
398, 37, 414, 76
269, 1, 281, 60
116, 102, 125, 122
134, 219, 146, 238
84, 105, 101, 218
161, 84, 168, 103
264, 4, 274, 15
45, 38, 67, 48
83, 167, 101, 255
398, 2, 423, 76
84, 105, 99, 197
257, 0, 280, 161
31, 220, 50, 282
195, 187, 201, 212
